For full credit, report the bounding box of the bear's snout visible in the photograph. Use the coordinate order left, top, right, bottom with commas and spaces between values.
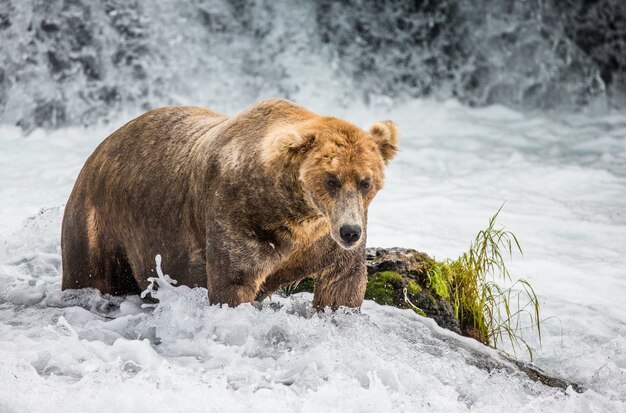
339, 224, 361, 245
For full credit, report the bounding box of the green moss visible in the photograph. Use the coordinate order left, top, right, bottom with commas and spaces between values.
365, 271, 402, 305
427, 263, 450, 299
411, 307, 427, 317
406, 279, 422, 295
365, 271, 430, 318
365, 285, 394, 305
377, 271, 403, 283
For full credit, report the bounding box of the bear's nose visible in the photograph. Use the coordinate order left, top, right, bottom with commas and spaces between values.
340, 224, 361, 244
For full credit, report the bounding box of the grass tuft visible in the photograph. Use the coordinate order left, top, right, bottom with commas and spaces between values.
436, 205, 542, 360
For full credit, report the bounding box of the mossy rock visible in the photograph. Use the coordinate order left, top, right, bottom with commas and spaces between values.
365, 248, 461, 335
282, 248, 461, 335
365, 270, 404, 305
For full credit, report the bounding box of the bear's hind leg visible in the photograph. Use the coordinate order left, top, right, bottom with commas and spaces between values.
104, 247, 140, 296
62, 205, 139, 295
62, 205, 107, 291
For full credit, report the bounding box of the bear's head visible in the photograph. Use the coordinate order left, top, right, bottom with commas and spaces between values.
264, 117, 399, 249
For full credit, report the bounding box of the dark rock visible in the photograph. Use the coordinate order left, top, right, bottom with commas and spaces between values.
365, 247, 462, 335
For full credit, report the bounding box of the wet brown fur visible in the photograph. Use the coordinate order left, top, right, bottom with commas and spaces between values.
61, 99, 398, 309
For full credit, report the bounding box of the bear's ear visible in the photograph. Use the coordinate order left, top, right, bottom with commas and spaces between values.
369, 120, 399, 164
262, 128, 317, 164
282, 130, 317, 155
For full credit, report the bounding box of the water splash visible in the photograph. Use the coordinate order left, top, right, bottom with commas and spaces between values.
140, 254, 178, 301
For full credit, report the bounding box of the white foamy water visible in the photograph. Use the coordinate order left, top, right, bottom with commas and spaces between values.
0, 100, 625, 411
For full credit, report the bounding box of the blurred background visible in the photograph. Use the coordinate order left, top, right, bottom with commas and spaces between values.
1, 0, 625, 131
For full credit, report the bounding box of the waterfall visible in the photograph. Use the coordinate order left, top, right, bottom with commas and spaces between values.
0, 0, 624, 131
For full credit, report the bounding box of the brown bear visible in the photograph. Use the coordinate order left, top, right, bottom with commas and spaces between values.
61, 99, 398, 309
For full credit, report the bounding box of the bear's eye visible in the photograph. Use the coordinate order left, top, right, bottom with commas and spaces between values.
359, 179, 371, 191
326, 175, 341, 192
